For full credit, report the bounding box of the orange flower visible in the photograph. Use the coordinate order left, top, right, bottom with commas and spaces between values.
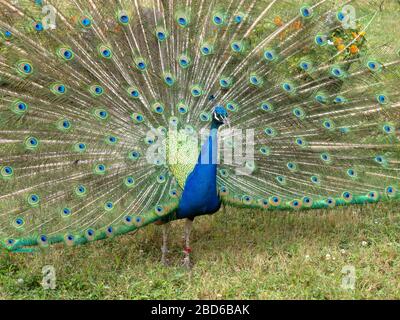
292, 20, 302, 30
349, 44, 359, 54
333, 37, 343, 46
274, 16, 283, 27
337, 44, 346, 52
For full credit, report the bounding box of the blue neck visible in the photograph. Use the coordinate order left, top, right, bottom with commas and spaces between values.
175, 121, 222, 220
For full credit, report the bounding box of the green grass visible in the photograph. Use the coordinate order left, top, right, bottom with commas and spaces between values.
1, 201, 400, 299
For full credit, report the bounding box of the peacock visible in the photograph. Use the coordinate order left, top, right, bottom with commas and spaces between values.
0, 0, 399, 268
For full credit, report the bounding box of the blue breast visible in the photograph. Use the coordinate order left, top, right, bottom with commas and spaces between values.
176, 127, 221, 220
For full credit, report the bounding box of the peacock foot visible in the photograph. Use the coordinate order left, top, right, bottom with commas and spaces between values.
182, 247, 193, 269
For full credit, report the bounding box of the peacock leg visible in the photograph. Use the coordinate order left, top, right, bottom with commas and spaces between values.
161, 223, 170, 266
182, 219, 193, 269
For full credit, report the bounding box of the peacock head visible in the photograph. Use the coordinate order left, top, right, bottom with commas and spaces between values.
212, 105, 229, 128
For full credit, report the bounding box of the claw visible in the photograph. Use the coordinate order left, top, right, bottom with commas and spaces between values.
182, 246, 193, 269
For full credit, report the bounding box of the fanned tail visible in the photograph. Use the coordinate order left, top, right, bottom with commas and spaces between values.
0, 0, 399, 252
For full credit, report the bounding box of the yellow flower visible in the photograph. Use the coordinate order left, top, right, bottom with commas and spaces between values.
337, 44, 346, 52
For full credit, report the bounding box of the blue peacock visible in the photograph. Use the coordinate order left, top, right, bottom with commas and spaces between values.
0, 0, 399, 268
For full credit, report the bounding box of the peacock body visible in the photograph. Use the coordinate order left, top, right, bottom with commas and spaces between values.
0, 0, 399, 257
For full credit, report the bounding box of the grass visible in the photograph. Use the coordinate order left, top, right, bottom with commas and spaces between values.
1, 201, 400, 299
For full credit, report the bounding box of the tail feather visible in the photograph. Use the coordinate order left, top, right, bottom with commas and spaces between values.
0, 0, 399, 250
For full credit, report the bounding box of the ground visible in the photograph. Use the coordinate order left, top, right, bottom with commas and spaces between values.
1, 201, 400, 299
1, 0, 400, 300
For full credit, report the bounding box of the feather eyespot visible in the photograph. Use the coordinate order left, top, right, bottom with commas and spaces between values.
80, 16, 92, 28
104, 201, 114, 211
11, 100, 29, 115
300, 5, 313, 18
276, 176, 286, 185
368, 191, 379, 201
85, 229, 96, 241
178, 54, 191, 68
382, 124, 395, 134
347, 168, 357, 178
315, 34, 327, 46
287, 162, 298, 171
57, 119, 72, 131
124, 176, 135, 188
152, 102, 165, 114
200, 112, 210, 122
74, 142, 86, 153
134, 57, 147, 71
127, 87, 140, 98
367, 60, 382, 72
58, 47, 74, 61
2, 30, 13, 40
231, 41, 244, 53
176, 12, 190, 27
106, 226, 114, 237
38, 235, 49, 247
290, 199, 302, 209
64, 234, 75, 246
155, 205, 165, 216
106, 135, 118, 145
342, 191, 353, 202
90, 85, 104, 97
16, 61, 33, 76
163, 73, 175, 86
99, 45, 113, 59
1, 166, 14, 179
75, 185, 88, 197
219, 186, 228, 196
190, 85, 203, 97
201, 43, 214, 56
386, 186, 396, 197
25, 136, 40, 150
269, 196, 281, 207
93, 164, 106, 175
234, 13, 245, 24
326, 198, 336, 208
117, 11, 130, 25
302, 196, 313, 208
155, 27, 168, 41
242, 195, 253, 205
134, 216, 144, 227
177, 102, 188, 114
61, 207, 72, 217
13, 217, 25, 229
264, 127, 277, 137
